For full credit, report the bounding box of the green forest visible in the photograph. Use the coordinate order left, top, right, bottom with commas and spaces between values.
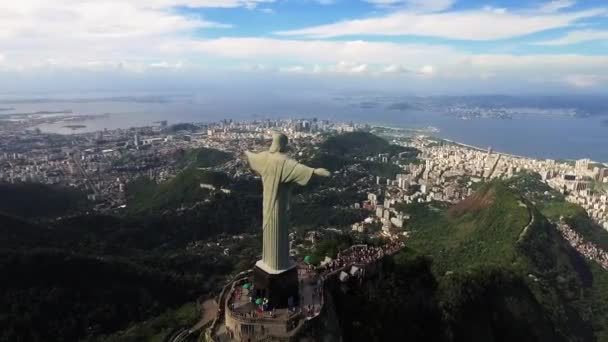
307, 131, 420, 178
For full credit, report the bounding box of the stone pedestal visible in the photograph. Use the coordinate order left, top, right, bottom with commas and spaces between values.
253, 261, 299, 309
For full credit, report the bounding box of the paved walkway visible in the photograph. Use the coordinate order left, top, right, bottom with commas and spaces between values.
518, 200, 535, 242
193, 299, 218, 331
172, 299, 218, 342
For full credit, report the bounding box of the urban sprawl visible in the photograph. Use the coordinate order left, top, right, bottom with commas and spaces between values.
1, 118, 607, 262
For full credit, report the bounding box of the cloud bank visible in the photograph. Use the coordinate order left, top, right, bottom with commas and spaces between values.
0, 0, 607, 93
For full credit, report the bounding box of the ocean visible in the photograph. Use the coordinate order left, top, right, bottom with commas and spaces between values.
2, 93, 607, 163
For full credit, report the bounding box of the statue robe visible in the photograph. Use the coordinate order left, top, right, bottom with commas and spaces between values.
246, 150, 314, 271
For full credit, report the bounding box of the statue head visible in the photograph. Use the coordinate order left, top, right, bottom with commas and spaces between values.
269, 132, 288, 153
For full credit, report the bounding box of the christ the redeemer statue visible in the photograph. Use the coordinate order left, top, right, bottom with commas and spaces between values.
246, 132, 330, 274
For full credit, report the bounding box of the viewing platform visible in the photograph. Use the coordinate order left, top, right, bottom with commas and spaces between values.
207, 240, 405, 342
210, 263, 323, 342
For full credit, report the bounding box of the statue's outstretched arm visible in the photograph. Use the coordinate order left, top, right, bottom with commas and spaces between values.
245, 151, 264, 174
313, 168, 331, 177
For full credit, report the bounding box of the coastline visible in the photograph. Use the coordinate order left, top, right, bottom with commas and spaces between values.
438, 138, 606, 166
371, 124, 607, 165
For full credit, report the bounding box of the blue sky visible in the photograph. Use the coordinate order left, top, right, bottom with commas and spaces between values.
0, 0, 607, 94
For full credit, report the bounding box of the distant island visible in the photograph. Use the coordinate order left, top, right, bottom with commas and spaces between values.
603, 119, 608, 127
63, 113, 109, 122
0, 107, 14, 111
341, 94, 608, 120
8, 110, 73, 117
357, 101, 380, 109
63, 124, 87, 130
387, 102, 416, 111
0, 95, 175, 104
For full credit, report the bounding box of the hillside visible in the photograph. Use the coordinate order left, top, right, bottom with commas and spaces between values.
504, 172, 608, 250
127, 168, 232, 213
0, 200, 259, 341
309, 132, 419, 178
126, 147, 235, 213
333, 248, 568, 342
399, 178, 603, 341
404, 182, 531, 273
320, 131, 400, 156
0, 214, 52, 249
0, 182, 86, 218
0, 249, 202, 342
0, 168, 264, 342
175, 147, 233, 169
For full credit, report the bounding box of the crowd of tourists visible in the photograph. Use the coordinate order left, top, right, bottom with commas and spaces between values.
556, 222, 608, 270
317, 240, 405, 274
227, 240, 406, 321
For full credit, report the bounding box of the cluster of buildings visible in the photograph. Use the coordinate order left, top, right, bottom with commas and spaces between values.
2, 112, 607, 231
0, 125, 192, 207
0, 117, 364, 211
351, 192, 411, 236
406, 137, 608, 231
346, 133, 608, 237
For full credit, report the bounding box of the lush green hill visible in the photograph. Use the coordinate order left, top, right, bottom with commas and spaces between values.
175, 147, 232, 169
0, 249, 202, 342
333, 249, 566, 342
166, 122, 198, 133
0, 174, 263, 342
127, 168, 232, 213
309, 132, 419, 178
320, 131, 399, 157
503, 172, 608, 249
128, 147, 236, 213
0, 149, 259, 342
84, 302, 199, 342
0, 182, 86, 218
0, 207, 255, 342
398, 178, 603, 341
504, 173, 608, 340
404, 182, 531, 274
0, 214, 56, 250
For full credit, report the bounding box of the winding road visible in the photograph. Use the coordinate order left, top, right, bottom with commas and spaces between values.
518, 199, 535, 242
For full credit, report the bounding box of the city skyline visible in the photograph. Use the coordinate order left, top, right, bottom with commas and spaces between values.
1, 0, 608, 94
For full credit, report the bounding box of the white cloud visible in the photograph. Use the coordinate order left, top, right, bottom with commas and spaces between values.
279, 62, 405, 76
149, 61, 185, 69
0, 0, 237, 71
329, 61, 369, 74
3, 25, 608, 89
539, 0, 576, 13
564, 74, 607, 88
280, 65, 307, 73
382, 64, 409, 74
171, 37, 608, 84
418, 65, 435, 76
0, 1, 232, 41
0, 0, 606, 91
169, 37, 460, 65
276, 7, 606, 40
534, 29, 608, 45
107, 0, 274, 9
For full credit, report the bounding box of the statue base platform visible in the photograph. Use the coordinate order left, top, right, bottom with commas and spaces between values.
253, 261, 299, 309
